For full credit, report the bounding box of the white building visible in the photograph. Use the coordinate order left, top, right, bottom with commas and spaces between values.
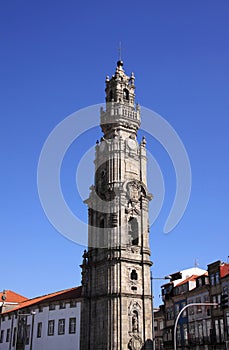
0, 286, 82, 350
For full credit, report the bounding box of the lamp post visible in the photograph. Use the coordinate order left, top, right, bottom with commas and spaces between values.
29, 311, 36, 350
173, 302, 218, 350
151, 272, 171, 350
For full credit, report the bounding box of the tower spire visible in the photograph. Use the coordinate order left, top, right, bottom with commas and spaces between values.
100, 60, 139, 140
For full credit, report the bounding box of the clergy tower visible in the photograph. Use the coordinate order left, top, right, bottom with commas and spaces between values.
80, 60, 153, 350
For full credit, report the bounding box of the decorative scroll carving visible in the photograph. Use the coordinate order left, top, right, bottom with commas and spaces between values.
127, 181, 141, 203
128, 333, 143, 350
125, 180, 143, 215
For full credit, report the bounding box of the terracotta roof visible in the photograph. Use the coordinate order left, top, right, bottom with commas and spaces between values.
175, 275, 199, 287
0, 290, 28, 303
2, 286, 82, 315
220, 263, 229, 278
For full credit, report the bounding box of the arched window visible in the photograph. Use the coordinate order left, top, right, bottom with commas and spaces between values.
109, 90, 113, 101
100, 218, 105, 248
128, 217, 138, 245
123, 88, 129, 101
100, 218, 105, 228
131, 269, 138, 280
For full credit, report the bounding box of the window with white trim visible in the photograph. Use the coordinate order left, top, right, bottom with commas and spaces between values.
58, 319, 65, 335
69, 317, 76, 334
37, 322, 42, 338
25, 325, 30, 345
48, 320, 55, 336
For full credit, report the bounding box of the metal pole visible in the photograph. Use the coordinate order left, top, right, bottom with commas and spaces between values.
151, 274, 171, 350
15, 312, 36, 350
151, 271, 155, 350
14, 312, 20, 350
30, 312, 35, 350
173, 302, 218, 350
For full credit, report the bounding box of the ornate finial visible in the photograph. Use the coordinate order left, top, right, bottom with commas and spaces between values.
82, 249, 88, 265
141, 136, 146, 146
130, 72, 135, 85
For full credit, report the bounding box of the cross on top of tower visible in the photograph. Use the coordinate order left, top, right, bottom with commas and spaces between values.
117, 42, 124, 70
118, 41, 122, 61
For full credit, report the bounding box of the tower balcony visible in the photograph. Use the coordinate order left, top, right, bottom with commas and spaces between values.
100, 103, 140, 138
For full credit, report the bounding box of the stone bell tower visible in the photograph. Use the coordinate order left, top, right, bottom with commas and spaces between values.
80, 60, 153, 350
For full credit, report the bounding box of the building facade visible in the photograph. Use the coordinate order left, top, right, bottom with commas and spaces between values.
80, 60, 153, 350
0, 287, 81, 350
154, 261, 229, 350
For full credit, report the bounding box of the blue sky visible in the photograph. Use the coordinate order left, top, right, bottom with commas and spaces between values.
1, 0, 229, 306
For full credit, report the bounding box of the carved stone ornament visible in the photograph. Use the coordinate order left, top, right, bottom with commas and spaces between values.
128, 334, 143, 350
126, 245, 140, 254
127, 181, 142, 203
125, 181, 142, 215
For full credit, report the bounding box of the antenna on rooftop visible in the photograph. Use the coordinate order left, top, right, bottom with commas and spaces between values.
194, 258, 199, 267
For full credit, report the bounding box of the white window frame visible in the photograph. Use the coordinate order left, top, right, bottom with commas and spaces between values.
58, 319, 65, 335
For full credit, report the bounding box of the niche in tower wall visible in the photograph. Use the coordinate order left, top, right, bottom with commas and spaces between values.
131, 269, 138, 281
128, 217, 138, 245
132, 310, 139, 332
128, 301, 143, 350
123, 88, 129, 101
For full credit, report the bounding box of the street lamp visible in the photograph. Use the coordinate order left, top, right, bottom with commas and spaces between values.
151, 272, 171, 350
173, 302, 218, 350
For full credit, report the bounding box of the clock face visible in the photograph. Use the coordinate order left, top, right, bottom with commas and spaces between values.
127, 138, 137, 150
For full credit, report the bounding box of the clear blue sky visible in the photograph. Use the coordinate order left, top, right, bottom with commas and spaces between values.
1, 0, 228, 306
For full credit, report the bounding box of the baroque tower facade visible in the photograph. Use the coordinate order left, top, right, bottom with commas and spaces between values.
80, 61, 153, 350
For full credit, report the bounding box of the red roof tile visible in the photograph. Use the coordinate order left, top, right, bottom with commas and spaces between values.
2, 286, 82, 315
220, 263, 229, 278
0, 290, 28, 303
175, 275, 199, 287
